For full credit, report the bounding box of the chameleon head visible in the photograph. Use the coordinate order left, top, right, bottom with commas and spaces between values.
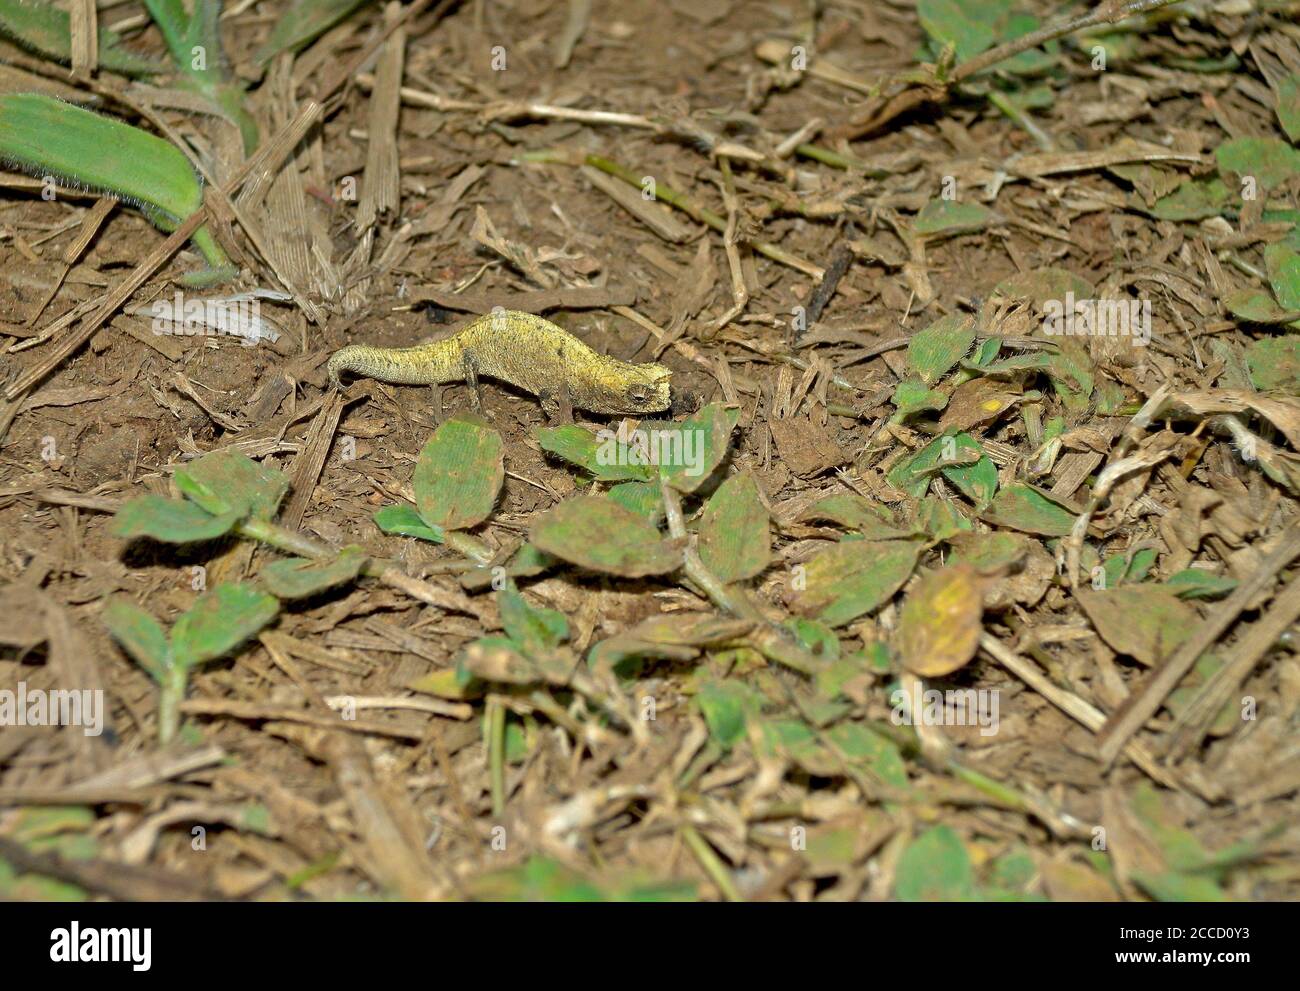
609, 363, 672, 415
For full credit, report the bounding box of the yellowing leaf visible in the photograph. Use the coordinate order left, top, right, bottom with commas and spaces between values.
896, 564, 984, 677
790, 539, 920, 627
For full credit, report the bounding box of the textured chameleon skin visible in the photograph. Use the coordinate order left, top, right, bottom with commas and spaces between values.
327, 310, 672, 416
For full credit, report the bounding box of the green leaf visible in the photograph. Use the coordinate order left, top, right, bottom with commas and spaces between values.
0, 94, 228, 269
792, 539, 920, 627
1223, 288, 1300, 324
1076, 586, 1196, 667
887, 434, 951, 499
915, 497, 970, 541
1166, 569, 1237, 600
891, 379, 948, 419
1132, 871, 1226, 902
697, 473, 770, 583
978, 483, 1075, 536
605, 481, 664, 524
1147, 177, 1231, 222
825, 722, 909, 788
102, 599, 172, 681
466, 854, 693, 902
498, 587, 568, 654
142, 0, 202, 60
660, 403, 739, 493
756, 718, 831, 771
695, 681, 756, 750
175, 450, 289, 519
260, 547, 367, 599
908, 313, 977, 385
1099, 547, 1157, 588
111, 495, 240, 543
1265, 208, 1300, 251
785, 617, 840, 662
969, 337, 1001, 367
1215, 136, 1300, 193
988, 846, 1038, 893
509, 542, 556, 576
1265, 243, 1300, 313
940, 433, 998, 507
469, 855, 605, 901
170, 584, 279, 670
1045, 340, 1094, 412
947, 530, 1029, 571
536, 424, 653, 482
0, 0, 164, 75
994, 13, 1058, 76
412, 415, 504, 531
141, 0, 257, 152
804, 494, 914, 540
912, 200, 994, 238
373, 504, 445, 543
530, 495, 684, 577
916, 0, 1010, 61
895, 825, 978, 901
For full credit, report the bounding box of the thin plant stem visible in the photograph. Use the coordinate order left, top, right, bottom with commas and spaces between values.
488, 698, 507, 816
156, 665, 188, 745
680, 825, 744, 902
951, 0, 1188, 83
660, 476, 826, 676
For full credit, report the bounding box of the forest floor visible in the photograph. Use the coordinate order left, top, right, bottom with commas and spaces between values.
1, 0, 1299, 901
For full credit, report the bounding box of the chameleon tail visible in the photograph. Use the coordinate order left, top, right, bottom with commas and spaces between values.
327, 341, 459, 387
326, 346, 359, 388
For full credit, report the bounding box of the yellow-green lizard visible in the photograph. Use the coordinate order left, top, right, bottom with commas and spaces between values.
328, 309, 672, 417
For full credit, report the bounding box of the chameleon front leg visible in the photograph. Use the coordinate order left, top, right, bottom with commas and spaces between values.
540, 383, 574, 424
463, 352, 484, 412
430, 383, 445, 423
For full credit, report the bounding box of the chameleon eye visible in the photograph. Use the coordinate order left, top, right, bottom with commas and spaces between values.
625, 384, 653, 405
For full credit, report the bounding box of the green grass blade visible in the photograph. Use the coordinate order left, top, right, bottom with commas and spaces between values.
0, 93, 229, 269
141, 0, 201, 67
140, 0, 258, 152
254, 0, 376, 65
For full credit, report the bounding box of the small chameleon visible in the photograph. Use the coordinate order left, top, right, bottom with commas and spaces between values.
327, 309, 672, 418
